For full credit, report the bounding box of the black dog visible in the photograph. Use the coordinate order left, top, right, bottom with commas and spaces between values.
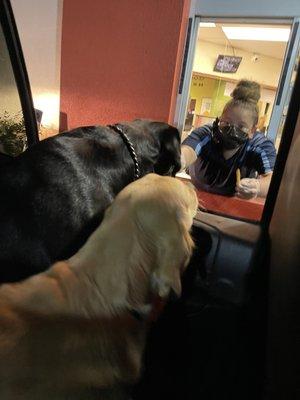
0, 119, 181, 282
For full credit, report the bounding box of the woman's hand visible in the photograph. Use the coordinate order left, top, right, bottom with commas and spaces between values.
236, 173, 273, 199
180, 145, 197, 172
236, 178, 260, 199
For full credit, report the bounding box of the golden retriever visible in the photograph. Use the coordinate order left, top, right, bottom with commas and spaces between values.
0, 174, 198, 400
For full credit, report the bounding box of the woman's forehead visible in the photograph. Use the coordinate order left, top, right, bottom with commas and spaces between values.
221, 106, 253, 126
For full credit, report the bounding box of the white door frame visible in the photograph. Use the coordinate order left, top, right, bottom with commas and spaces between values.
174, 16, 199, 132
267, 18, 300, 141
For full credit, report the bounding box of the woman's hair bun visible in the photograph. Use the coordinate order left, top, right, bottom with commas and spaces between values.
231, 80, 261, 104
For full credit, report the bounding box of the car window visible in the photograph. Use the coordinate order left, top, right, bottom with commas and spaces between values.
0, 22, 26, 157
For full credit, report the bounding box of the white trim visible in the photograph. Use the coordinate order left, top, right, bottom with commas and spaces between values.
267, 18, 300, 141
174, 16, 200, 131
193, 0, 300, 18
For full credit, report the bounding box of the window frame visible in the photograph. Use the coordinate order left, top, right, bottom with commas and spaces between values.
262, 64, 300, 228
176, 15, 300, 229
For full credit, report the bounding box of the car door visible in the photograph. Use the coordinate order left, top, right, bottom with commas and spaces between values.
133, 34, 300, 400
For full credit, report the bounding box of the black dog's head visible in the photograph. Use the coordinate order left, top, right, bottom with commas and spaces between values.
129, 119, 181, 177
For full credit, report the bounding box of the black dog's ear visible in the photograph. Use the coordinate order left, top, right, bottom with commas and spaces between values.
151, 122, 181, 176
163, 133, 182, 176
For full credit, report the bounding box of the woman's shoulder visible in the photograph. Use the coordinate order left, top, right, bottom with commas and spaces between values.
192, 124, 213, 135
248, 132, 276, 152
182, 124, 213, 153
186, 124, 213, 142
183, 124, 212, 142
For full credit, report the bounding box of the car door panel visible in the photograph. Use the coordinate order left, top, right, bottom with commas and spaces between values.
134, 59, 300, 400
191, 214, 262, 306
133, 214, 267, 400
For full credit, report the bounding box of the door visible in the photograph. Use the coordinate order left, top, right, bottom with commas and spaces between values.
133, 15, 300, 400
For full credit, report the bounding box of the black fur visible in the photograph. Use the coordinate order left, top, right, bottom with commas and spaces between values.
0, 120, 181, 282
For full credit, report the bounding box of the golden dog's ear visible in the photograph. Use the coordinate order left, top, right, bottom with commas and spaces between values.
133, 185, 196, 300
150, 224, 194, 299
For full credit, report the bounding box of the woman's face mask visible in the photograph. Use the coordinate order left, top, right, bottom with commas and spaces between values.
212, 117, 249, 150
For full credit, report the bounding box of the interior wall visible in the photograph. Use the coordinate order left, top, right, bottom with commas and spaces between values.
185, 37, 281, 132
193, 40, 283, 88
60, 0, 188, 130
11, 0, 63, 137
186, 73, 276, 132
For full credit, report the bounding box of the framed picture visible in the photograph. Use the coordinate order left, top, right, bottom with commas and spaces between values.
200, 98, 212, 116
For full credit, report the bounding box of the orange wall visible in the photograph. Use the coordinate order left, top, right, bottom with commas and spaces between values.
60, 0, 189, 130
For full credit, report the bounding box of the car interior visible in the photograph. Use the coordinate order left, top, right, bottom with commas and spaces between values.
1, 1, 299, 399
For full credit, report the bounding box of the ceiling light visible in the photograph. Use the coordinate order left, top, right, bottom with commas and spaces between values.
199, 22, 216, 28
222, 26, 290, 42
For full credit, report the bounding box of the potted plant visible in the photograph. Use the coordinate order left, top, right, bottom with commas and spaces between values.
0, 111, 27, 157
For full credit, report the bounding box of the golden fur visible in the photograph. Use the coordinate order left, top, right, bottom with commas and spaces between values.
0, 174, 198, 399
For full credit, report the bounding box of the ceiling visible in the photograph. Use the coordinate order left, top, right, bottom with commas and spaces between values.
198, 23, 290, 60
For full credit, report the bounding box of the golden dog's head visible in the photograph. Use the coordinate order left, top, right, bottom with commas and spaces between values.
104, 174, 198, 301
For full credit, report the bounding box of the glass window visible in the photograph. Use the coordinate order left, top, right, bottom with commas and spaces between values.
0, 23, 26, 157
178, 19, 299, 222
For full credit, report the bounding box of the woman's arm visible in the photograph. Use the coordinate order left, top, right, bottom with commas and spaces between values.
258, 172, 273, 197
180, 145, 197, 171
180, 124, 213, 172
237, 134, 276, 199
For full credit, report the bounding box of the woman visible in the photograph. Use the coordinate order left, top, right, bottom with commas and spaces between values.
181, 80, 276, 199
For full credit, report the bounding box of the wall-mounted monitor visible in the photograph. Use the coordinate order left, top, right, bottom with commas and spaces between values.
214, 55, 242, 73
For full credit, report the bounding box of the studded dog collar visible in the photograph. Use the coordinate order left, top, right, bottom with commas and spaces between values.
108, 124, 140, 180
